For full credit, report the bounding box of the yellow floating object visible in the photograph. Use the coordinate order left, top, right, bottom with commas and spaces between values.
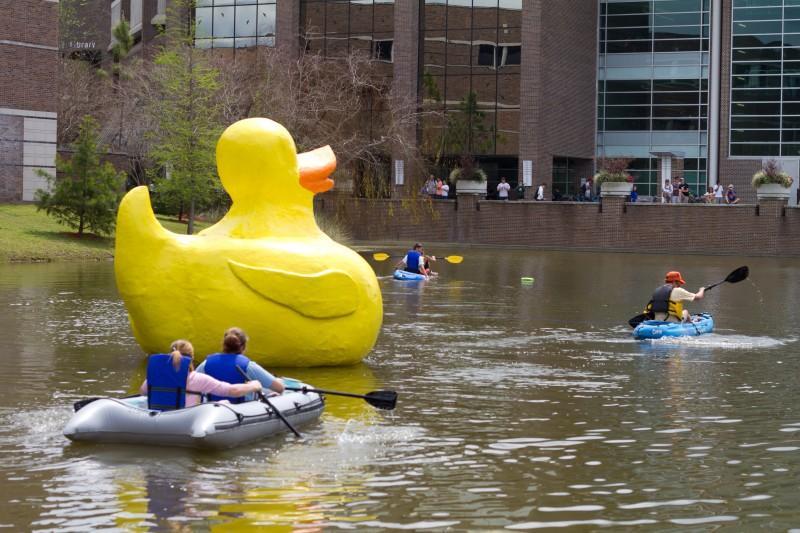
115, 118, 383, 367
521, 277, 535, 283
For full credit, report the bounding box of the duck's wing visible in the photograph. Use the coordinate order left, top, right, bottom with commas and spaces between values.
228, 260, 359, 318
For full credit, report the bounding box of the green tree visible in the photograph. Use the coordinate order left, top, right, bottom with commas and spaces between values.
111, 19, 134, 150
420, 71, 495, 166
35, 116, 125, 236
147, 0, 224, 235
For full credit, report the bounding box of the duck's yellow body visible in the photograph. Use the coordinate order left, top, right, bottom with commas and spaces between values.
114, 118, 382, 367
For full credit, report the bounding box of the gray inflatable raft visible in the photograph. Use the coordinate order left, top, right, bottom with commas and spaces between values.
64, 387, 324, 450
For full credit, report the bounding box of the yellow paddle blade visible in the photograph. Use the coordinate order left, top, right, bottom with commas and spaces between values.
372, 253, 391, 261
444, 255, 463, 264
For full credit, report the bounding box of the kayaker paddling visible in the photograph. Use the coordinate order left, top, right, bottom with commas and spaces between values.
644, 271, 705, 323
395, 243, 428, 278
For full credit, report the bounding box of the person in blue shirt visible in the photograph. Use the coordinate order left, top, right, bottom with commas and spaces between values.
195, 327, 284, 403
395, 243, 427, 276
630, 185, 638, 202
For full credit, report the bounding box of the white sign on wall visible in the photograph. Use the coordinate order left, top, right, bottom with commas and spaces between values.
394, 159, 404, 185
522, 160, 533, 187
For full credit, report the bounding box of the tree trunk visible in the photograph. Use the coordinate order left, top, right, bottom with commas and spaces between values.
78, 214, 85, 236
187, 198, 195, 235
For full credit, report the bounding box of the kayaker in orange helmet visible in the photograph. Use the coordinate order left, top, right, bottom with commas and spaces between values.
644, 271, 705, 323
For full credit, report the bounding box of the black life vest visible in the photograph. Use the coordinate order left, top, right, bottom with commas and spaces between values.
645, 284, 683, 320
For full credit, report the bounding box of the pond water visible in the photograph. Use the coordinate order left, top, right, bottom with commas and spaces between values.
1, 250, 799, 531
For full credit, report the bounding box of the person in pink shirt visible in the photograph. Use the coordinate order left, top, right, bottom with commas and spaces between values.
139, 339, 262, 409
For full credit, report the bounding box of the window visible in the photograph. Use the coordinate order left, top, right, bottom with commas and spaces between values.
130, 0, 143, 33
502, 45, 520, 66
477, 44, 496, 67
374, 40, 393, 61
195, 0, 278, 49
598, 0, 709, 195
111, 0, 121, 43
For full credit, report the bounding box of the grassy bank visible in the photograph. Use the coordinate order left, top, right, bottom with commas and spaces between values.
0, 204, 209, 262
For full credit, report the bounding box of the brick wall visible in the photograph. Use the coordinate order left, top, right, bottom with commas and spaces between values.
0, 0, 59, 202
390, 0, 420, 197
519, 0, 597, 198
316, 192, 800, 257
277, 0, 301, 56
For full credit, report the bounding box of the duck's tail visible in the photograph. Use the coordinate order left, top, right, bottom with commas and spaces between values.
115, 186, 176, 293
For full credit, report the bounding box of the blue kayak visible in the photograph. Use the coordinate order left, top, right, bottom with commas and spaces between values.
393, 269, 427, 281
633, 313, 714, 340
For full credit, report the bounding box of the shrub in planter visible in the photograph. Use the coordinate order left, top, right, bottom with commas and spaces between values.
751, 159, 793, 188
448, 155, 487, 184
594, 157, 634, 185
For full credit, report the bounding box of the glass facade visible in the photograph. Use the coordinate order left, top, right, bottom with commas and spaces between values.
420, 0, 521, 166
730, 0, 800, 157
301, 0, 395, 61
598, 0, 710, 196
195, 0, 277, 49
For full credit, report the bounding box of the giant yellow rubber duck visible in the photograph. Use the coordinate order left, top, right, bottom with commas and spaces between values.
115, 118, 382, 367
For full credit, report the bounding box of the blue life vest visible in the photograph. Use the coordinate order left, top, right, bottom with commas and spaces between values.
203, 353, 251, 404
405, 250, 421, 272
146, 353, 192, 411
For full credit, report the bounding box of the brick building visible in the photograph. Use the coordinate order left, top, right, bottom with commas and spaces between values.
0, 0, 59, 202
4, 1, 798, 203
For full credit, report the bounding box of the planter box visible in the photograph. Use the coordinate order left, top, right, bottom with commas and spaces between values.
756, 183, 791, 200
600, 181, 633, 197
456, 179, 487, 196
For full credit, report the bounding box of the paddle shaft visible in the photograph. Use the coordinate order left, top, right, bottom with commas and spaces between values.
285, 386, 397, 410
235, 367, 301, 438
288, 386, 371, 401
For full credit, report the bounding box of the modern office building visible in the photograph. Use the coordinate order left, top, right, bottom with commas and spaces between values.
0, 0, 59, 202
7, 1, 800, 202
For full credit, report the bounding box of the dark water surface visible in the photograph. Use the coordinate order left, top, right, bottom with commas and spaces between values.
1, 251, 799, 531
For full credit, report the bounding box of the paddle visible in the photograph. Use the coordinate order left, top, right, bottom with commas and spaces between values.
285, 385, 398, 410
628, 266, 749, 328
235, 367, 302, 438
372, 252, 463, 264
73, 397, 103, 412
704, 265, 749, 290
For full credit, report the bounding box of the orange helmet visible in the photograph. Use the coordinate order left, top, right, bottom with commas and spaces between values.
665, 271, 685, 285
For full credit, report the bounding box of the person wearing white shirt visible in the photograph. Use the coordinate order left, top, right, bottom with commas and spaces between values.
441, 181, 450, 198
662, 180, 673, 204
497, 177, 511, 200
713, 182, 723, 204
535, 183, 545, 201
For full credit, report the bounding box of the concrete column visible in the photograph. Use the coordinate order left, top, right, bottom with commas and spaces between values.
276, 0, 301, 58
518, 0, 542, 200
391, 0, 421, 197
708, 0, 722, 187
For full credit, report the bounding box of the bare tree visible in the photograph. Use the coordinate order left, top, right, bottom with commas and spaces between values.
58, 59, 113, 146
214, 45, 436, 198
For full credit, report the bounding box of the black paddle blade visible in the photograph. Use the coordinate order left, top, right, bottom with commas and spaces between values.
364, 390, 397, 410
73, 397, 103, 412
628, 313, 651, 328
725, 266, 749, 284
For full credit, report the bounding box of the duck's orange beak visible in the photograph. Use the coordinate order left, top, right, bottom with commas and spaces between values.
298, 145, 336, 194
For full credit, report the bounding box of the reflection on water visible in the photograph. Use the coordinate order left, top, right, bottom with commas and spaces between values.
1, 252, 800, 530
